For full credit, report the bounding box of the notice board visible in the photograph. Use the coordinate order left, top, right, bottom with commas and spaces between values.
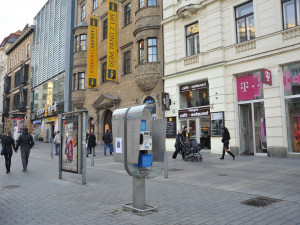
211, 112, 224, 137
166, 117, 176, 138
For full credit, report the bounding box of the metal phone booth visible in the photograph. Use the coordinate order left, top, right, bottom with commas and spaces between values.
112, 104, 166, 215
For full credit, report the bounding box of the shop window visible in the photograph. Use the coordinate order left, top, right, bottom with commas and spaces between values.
186, 22, 199, 57
282, 0, 300, 29
124, 3, 131, 26
180, 82, 209, 109
147, 38, 157, 62
283, 63, 300, 96
138, 40, 144, 64
235, 1, 255, 43
78, 72, 85, 90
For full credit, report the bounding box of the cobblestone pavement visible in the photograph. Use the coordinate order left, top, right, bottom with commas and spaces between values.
1, 142, 300, 225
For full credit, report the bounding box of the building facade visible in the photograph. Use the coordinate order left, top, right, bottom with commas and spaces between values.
30, 0, 75, 142
0, 31, 24, 134
163, 0, 300, 157
3, 26, 34, 139
72, 0, 163, 143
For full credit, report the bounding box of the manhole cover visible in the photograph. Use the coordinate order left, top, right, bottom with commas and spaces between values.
241, 196, 282, 208
168, 168, 184, 172
1, 185, 20, 189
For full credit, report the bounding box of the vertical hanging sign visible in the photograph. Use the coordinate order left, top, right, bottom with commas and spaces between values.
107, 0, 118, 82
87, 16, 99, 88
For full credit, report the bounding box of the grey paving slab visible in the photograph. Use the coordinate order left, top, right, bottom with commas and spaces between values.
0, 142, 300, 224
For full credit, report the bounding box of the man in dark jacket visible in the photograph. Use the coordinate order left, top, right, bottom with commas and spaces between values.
87, 132, 96, 156
102, 129, 113, 156
16, 128, 35, 172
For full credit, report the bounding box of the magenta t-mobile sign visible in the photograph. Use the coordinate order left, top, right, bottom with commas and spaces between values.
236, 74, 262, 101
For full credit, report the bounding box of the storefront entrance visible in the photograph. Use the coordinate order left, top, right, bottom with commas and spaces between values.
180, 116, 211, 149
239, 101, 267, 155
103, 110, 112, 134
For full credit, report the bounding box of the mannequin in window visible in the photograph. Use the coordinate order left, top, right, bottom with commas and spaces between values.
294, 123, 300, 152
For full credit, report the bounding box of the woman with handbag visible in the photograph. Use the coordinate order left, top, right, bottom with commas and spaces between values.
2, 132, 17, 173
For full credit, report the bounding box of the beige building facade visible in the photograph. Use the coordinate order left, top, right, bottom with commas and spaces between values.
72, 0, 163, 143
4, 26, 34, 139
163, 0, 300, 157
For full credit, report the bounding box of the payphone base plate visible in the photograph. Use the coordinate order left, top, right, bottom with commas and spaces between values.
122, 203, 157, 216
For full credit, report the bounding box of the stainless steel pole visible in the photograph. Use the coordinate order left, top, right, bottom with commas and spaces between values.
82, 111, 87, 185
133, 177, 146, 210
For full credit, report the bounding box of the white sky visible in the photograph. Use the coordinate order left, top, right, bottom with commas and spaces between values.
0, 0, 49, 43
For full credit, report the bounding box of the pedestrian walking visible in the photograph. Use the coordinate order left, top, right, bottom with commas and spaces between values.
220, 127, 235, 160
172, 130, 185, 160
2, 132, 17, 173
182, 126, 188, 142
102, 129, 113, 156
16, 128, 35, 172
88, 132, 96, 156
54, 131, 61, 155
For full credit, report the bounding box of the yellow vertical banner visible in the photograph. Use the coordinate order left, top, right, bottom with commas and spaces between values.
107, 0, 118, 82
87, 16, 99, 88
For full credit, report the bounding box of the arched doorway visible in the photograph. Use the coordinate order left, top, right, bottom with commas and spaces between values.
103, 110, 112, 134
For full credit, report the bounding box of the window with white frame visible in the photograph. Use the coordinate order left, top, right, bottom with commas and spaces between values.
78, 72, 85, 89
148, 0, 156, 6
235, 1, 255, 43
80, 34, 87, 50
147, 38, 157, 62
139, 0, 144, 8
282, 0, 300, 29
186, 22, 199, 57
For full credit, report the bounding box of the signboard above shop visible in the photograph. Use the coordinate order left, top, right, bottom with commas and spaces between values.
180, 81, 208, 93
178, 107, 210, 119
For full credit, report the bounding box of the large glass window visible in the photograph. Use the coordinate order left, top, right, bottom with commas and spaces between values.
124, 51, 131, 75
138, 40, 144, 64
124, 3, 131, 26
78, 72, 85, 90
147, 38, 158, 62
284, 63, 300, 153
282, 0, 300, 29
186, 23, 199, 57
180, 88, 209, 109
235, 1, 255, 43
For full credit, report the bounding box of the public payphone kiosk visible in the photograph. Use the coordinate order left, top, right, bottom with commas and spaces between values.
112, 104, 166, 215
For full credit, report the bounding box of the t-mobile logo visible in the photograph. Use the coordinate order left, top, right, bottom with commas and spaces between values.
241, 82, 249, 92
265, 71, 271, 81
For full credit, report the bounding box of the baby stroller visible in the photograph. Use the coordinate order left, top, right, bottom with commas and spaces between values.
182, 140, 202, 162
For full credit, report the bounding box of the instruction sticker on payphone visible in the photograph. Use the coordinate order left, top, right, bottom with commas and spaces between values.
136, 120, 153, 168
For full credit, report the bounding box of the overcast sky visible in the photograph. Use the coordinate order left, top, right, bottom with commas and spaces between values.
0, 0, 48, 42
